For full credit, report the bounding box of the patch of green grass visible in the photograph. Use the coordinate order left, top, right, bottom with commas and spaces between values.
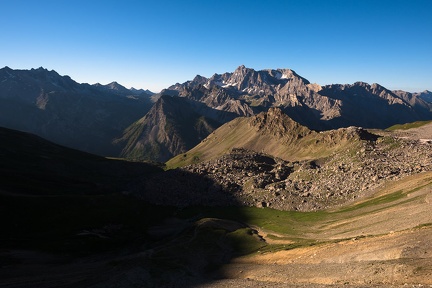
266, 234, 293, 241
414, 223, 432, 229
165, 151, 203, 169
177, 206, 328, 236
226, 228, 266, 255
337, 190, 406, 213
377, 136, 402, 149
386, 120, 432, 131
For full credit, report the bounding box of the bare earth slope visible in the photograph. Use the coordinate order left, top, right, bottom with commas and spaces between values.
201, 172, 432, 287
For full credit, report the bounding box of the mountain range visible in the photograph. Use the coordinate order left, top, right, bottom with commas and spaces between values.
2, 66, 432, 287
122, 65, 432, 161
0, 66, 154, 156
1, 65, 432, 162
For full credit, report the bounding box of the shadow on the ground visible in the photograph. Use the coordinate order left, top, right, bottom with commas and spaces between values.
0, 127, 259, 287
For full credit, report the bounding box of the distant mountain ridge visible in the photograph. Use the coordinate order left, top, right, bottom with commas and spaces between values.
1, 66, 431, 162
93, 81, 154, 97
158, 65, 431, 130
0, 66, 154, 156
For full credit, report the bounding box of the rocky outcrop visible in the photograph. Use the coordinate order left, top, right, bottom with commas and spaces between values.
143, 136, 432, 211
249, 107, 313, 141
166, 108, 380, 167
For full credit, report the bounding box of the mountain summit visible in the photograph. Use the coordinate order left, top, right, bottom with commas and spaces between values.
159, 65, 430, 131
121, 65, 432, 161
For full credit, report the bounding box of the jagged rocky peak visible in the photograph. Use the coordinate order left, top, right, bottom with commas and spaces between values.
329, 126, 379, 142
171, 65, 314, 96
267, 68, 310, 84
191, 75, 208, 85
215, 65, 312, 96
32, 66, 49, 72
106, 81, 125, 90
228, 65, 304, 85
249, 107, 313, 139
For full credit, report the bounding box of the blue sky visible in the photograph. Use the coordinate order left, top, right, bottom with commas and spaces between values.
1, 0, 431, 92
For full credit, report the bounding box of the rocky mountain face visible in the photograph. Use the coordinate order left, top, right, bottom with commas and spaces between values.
115, 95, 222, 162
159, 65, 431, 131
0, 67, 153, 156
320, 82, 432, 128
123, 65, 431, 161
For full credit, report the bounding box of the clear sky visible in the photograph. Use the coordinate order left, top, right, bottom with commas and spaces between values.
1, 0, 431, 92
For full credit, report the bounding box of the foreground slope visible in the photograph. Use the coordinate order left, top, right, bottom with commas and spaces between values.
202, 172, 432, 287
0, 126, 166, 254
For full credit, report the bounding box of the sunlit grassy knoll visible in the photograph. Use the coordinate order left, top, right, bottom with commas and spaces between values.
166, 116, 366, 169
386, 120, 432, 131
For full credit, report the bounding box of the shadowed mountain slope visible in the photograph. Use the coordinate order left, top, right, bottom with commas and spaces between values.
0, 126, 162, 196
0, 67, 153, 156
116, 95, 225, 162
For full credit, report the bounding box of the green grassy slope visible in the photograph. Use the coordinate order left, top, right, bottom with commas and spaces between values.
386, 120, 432, 131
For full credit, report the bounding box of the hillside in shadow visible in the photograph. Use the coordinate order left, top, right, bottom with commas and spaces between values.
0, 127, 259, 287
